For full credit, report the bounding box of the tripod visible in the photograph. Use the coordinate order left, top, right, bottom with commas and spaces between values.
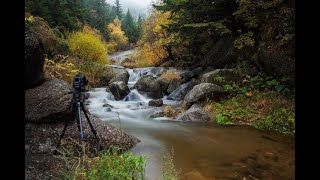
56, 89, 102, 150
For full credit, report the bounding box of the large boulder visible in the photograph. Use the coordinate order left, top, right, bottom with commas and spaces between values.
25, 29, 45, 89
156, 76, 171, 95
25, 78, 72, 123
109, 71, 129, 85
97, 65, 127, 87
184, 83, 225, 108
134, 75, 163, 99
201, 69, 240, 86
25, 113, 140, 155
176, 104, 212, 122
109, 81, 130, 100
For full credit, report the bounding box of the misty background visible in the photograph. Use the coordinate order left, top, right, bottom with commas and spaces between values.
105, 0, 154, 18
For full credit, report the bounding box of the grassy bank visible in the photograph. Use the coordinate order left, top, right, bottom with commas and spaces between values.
205, 90, 295, 135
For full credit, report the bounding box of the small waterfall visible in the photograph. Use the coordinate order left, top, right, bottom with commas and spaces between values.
123, 89, 150, 103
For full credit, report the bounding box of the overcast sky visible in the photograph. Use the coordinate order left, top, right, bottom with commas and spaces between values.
105, 0, 154, 15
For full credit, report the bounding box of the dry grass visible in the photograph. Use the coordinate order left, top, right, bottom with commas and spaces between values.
121, 62, 137, 68
164, 105, 179, 118
161, 71, 181, 81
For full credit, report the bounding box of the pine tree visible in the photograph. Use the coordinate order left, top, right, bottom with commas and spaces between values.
114, 0, 123, 19
122, 9, 139, 44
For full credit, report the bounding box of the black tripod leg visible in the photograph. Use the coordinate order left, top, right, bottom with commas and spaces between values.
55, 120, 69, 153
80, 103, 103, 150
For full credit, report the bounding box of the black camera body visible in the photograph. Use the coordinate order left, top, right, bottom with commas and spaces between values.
73, 74, 88, 92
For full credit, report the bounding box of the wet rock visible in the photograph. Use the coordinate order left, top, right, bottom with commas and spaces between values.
176, 104, 212, 122
105, 108, 112, 112
109, 81, 130, 100
109, 71, 130, 85
102, 104, 114, 108
97, 65, 127, 87
184, 83, 225, 108
150, 111, 165, 118
134, 75, 163, 99
148, 99, 163, 107
25, 78, 72, 123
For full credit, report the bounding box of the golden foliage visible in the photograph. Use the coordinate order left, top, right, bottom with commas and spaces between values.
67, 26, 109, 64
44, 57, 79, 84
133, 11, 176, 67
133, 43, 166, 67
107, 17, 129, 53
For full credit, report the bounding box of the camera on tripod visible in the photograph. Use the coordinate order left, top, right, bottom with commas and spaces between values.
56, 74, 101, 150
73, 74, 88, 92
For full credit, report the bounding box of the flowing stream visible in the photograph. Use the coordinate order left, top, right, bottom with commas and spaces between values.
87, 51, 294, 179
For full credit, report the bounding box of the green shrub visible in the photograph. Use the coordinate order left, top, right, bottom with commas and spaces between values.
64, 147, 146, 180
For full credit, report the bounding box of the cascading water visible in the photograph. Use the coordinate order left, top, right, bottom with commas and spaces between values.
86, 66, 294, 179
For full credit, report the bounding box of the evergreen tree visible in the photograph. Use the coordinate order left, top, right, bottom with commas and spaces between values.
114, 0, 123, 19
122, 9, 139, 44
137, 15, 143, 38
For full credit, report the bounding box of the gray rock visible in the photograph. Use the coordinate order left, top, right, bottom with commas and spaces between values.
25, 29, 45, 89
184, 83, 225, 108
148, 99, 163, 107
105, 108, 112, 112
109, 81, 130, 100
134, 76, 163, 99
191, 67, 204, 78
102, 104, 114, 108
25, 78, 72, 123
201, 69, 240, 86
109, 71, 129, 85
25, 112, 140, 154
180, 71, 194, 83
176, 104, 212, 122
156, 76, 171, 95
95, 66, 127, 87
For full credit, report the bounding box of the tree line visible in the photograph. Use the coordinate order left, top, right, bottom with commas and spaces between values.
25, 0, 142, 48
